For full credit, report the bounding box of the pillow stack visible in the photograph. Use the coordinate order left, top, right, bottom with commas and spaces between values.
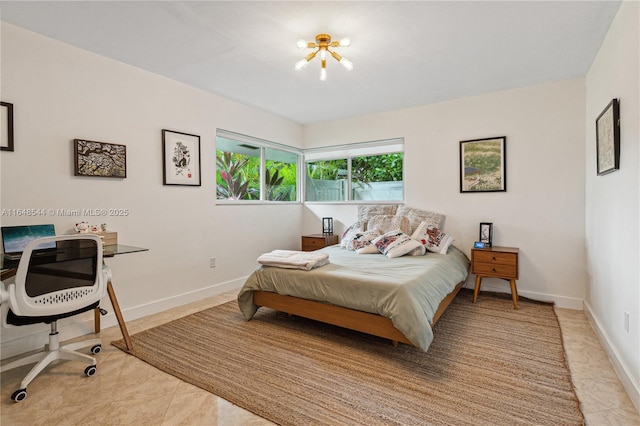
340, 204, 454, 258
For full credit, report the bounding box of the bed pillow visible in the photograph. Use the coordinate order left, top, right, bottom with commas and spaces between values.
356, 244, 379, 254
367, 214, 411, 235
357, 205, 398, 229
411, 221, 455, 254
340, 221, 365, 248
348, 228, 381, 252
396, 206, 446, 235
372, 230, 425, 258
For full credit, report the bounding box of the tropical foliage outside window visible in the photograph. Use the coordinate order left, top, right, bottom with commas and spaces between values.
216, 130, 403, 203
305, 153, 403, 202
216, 134, 297, 202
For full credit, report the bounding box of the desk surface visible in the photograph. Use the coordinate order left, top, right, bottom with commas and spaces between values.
1, 244, 148, 275
103, 244, 149, 257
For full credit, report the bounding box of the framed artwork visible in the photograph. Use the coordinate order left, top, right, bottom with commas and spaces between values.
1, 102, 14, 152
74, 139, 127, 178
596, 98, 620, 176
460, 136, 506, 193
162, 129, 201, 186
479, 222, 493, 246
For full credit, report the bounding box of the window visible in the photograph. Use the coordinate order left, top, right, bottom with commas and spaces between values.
216, 131, 403, 204
304, 139, 404, 202
216, 130, 300, 202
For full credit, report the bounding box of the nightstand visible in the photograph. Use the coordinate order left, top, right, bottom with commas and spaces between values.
471, 246, 519, 309
301, 234, 339, 252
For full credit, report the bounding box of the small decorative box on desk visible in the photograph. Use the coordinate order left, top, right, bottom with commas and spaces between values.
301, 234, 339, 252
471, 246, 519, 309
89, 231, 118, 246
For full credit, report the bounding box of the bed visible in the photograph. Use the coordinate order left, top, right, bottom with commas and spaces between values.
237, 244, 470, 351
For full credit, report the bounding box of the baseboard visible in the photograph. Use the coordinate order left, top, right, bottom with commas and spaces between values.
1, 277, 247, 361
463, 280, 584, 310
98, 276, 246, 329
583, 300, 640, 413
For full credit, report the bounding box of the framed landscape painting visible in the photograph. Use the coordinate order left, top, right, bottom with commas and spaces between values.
596, 98, 620, 176
162, 129, 201, 186
460, 136, 506, 193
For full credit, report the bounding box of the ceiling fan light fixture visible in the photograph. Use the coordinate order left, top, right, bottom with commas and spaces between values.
295, 33, 352, 80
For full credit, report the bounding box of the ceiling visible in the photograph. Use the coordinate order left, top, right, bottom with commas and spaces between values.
0, 1, 621, 125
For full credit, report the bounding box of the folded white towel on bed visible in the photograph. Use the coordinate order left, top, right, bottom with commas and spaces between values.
257, 250, 330, 271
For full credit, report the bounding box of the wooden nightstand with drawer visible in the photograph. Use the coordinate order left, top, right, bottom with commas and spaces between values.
471, 246, 519, 309
301, 234, 339, 252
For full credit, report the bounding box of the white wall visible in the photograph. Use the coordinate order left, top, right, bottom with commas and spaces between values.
305, 79, 587, 309
0, 23, 304, 358
585, 1, 639, 410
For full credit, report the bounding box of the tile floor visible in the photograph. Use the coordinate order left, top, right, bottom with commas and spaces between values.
1, 291, 639, 425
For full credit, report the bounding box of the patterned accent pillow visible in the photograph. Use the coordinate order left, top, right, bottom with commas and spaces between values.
340, 221, 365, 248
367, 215, 410, 235
372, 230, 425, 258
411, 221, 455, 254
348, 228, 381, 252
357, 205, 399, 229
396, 206, 445, 235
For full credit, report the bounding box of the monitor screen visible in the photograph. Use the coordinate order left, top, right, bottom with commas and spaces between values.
1, 224, 56, 254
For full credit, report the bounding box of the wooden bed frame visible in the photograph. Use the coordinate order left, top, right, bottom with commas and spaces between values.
252, 280, 465, 347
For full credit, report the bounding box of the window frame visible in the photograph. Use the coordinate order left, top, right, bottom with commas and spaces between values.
216, 129, 302, 204
215, 130, 404, 205
303, 138, 405, 204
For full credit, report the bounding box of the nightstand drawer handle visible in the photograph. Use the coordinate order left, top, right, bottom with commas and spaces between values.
492, 256, 497, 260
492, 268, 497, 272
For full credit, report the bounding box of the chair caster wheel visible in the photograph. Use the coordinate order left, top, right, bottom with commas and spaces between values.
91, 344, 102, 354
11, 388, 27, 402
85, 365, 97, 377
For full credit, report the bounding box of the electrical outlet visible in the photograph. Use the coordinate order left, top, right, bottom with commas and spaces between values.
210, 257, 217, 268
624, 312, 630, 334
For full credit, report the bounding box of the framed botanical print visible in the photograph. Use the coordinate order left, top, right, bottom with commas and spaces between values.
479, 222, 493, 246
596, 98, 620, 176
162, 129, 201, 186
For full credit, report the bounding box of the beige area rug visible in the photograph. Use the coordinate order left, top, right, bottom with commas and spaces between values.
112, 290, 583, 425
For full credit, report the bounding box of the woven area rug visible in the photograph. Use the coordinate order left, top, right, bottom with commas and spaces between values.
112, 289, 583, 425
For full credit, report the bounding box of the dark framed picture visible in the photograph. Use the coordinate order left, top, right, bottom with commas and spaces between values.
460, 136, 506, 193
479, 222, 493, 246
596, 98, 620, 176
162, 129, 201, 186
1, 102, 14, 152
74, 139, 127, 178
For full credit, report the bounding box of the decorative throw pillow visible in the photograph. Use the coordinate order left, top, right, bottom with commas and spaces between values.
411, 221, 455, 254
367, 214, 410, 235
340, 221, 364, 248
348, 228, 381, 252
356, 244, 379, 254
357, 205, 399, 230
396, 206, 445, 235
372, 230, 425, 259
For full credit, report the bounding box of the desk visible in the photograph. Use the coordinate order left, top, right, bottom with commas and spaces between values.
1, 243, 147, 351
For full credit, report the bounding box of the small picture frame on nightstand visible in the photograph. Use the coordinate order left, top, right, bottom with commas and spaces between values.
479, 222, 493, 246
474, 241, 486, 249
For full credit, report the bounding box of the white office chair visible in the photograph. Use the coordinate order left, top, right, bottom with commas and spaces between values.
0, 234, 109, 402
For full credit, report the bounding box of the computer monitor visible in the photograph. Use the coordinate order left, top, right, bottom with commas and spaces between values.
1, 224, 56, 259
